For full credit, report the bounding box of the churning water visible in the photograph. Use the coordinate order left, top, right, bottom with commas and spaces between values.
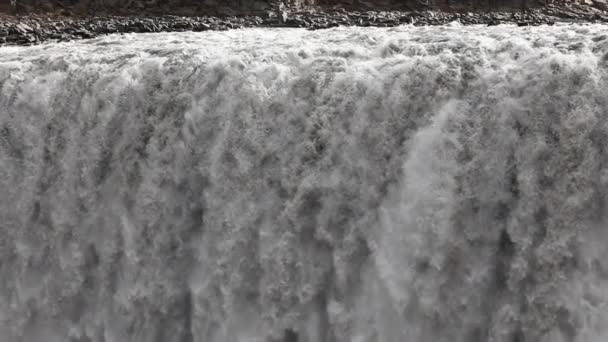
2, 23, 608, 342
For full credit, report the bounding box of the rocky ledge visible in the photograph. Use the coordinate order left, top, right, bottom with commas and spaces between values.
2, 3, 608, 46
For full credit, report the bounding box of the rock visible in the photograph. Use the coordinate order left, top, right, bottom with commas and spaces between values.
16, 23, 34, 33
74, 30, 94, 38
593, 0, 608, 11
192, 22, 211, 31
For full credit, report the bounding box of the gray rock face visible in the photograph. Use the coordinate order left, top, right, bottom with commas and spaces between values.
3, 0, 591, 16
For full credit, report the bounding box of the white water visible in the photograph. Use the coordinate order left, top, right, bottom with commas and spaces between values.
2, 24, 608, 342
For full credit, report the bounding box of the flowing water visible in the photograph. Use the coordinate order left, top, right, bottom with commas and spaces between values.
2, 23, 608, 342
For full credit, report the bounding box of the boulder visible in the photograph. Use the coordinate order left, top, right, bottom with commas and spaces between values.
593, 0, 608, 11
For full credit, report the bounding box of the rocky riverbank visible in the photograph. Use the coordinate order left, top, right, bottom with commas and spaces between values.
2, 3, 608, 46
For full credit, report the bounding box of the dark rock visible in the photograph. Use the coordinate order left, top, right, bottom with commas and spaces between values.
74, 30, 94, 38
192, 22, 211, 31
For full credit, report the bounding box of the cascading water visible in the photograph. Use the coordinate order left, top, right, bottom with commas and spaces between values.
2, 23, 608, 342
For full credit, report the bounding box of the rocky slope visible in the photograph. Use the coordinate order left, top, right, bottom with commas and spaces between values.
7, 0, 308, 16
2, 0, 608, 45
0, 0, 597, 16
1, 3, 608, 46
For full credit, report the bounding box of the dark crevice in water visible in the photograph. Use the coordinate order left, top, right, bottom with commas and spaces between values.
495, 229, 516, 291
284, 328, 298, 342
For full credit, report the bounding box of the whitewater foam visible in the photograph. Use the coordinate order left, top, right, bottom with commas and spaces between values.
2, 24, 608, 342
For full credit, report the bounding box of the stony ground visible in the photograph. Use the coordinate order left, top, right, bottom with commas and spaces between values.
1, 3, 608, 46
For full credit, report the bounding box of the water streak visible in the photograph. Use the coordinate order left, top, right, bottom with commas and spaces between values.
2, 24, 608, 342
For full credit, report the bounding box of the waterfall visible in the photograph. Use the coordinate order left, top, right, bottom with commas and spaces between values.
2, 24, 608, 342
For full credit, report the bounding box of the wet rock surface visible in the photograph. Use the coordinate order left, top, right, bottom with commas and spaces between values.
1, 4, 608, 46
